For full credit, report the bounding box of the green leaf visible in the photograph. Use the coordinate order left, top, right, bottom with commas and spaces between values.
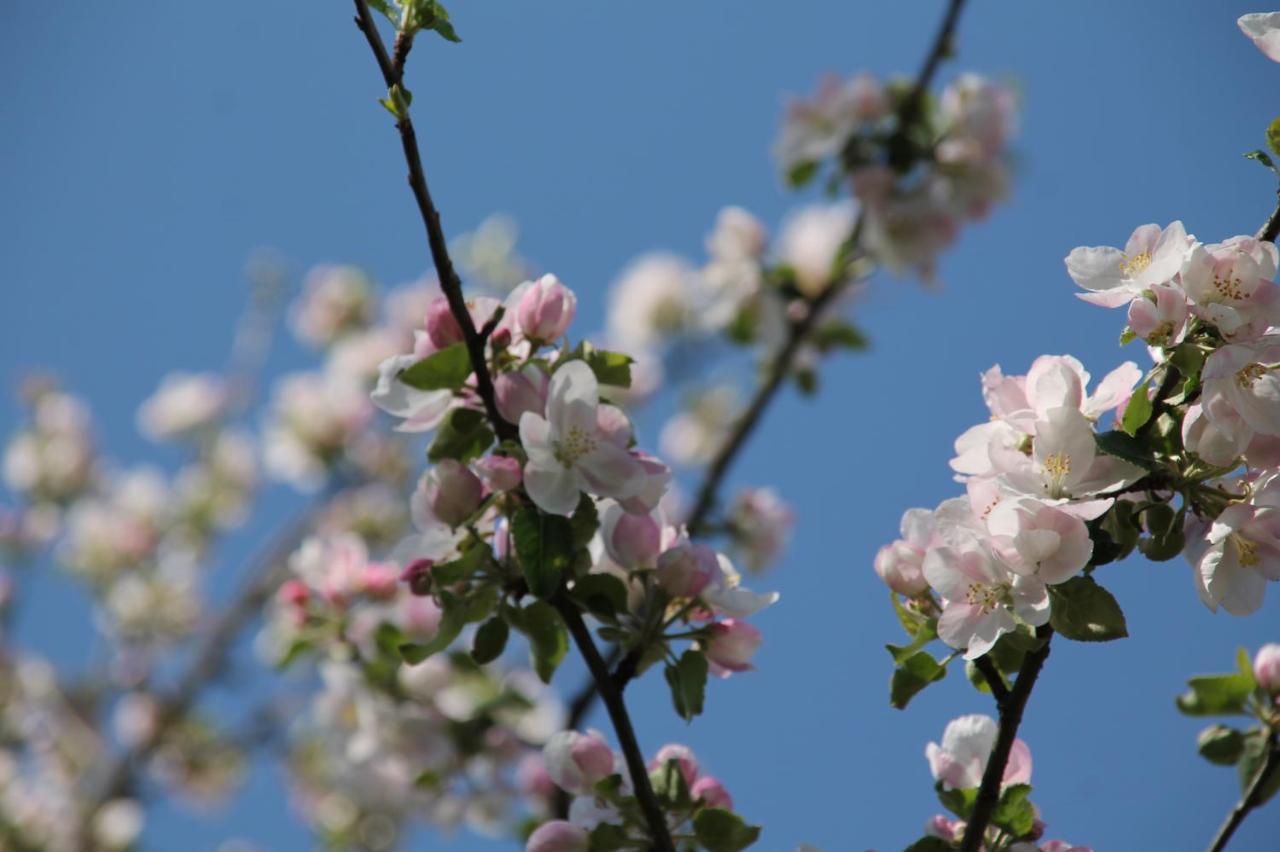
570, 573, 630, 621
885, 619, 938, 665
587, 823, 631, 851
427, 407, 494, 463
794, 367, 818, 396
275, 637, 312, 670
1198, 724, 1247, 766
566, 342, 634, 389
890, 651, 947, 709
400, 591, 466, 663
1121, 379, 1154, 436
1245, 149, 1280, 175
471, 616, 509, 665
398, 343, 472, 391
430, 543, 492, 586
651, 757, 694, 808
512, 508, 574, 599
664, 650, 709, 721
516, 600, 567, 683
1268, 116, 1280, 159
1238, 730, 1280, 805
811, 320, 870, 353
936, 782, 979, 819
786, 160, 819, 189
692, 807, 762, 851
1176, 672, 1256, 716
1048, 575, 1128, 642
1119, 327, 1137, 346
1094, 429, 1159, 471
569, 493, 600, 550
992, 783, 1035, 837
366, 0, 398, 22
374, 622, 407, 659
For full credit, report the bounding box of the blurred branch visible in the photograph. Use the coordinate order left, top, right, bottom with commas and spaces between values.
958, 626, 1053, 852
75, 504, 321, 845
1207, 730, 1279, 852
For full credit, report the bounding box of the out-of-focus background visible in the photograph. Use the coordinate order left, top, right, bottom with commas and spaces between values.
3, 1, 1279, 849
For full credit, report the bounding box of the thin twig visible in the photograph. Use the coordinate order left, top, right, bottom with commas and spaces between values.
1260, 193, 1280, 244
351, 0, 514, 444
555, 598, 675, 852
958, 626, 1053, 852
1206, 730, 1279, 852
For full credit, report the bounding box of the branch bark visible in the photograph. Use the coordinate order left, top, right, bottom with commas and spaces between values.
1260, 193, 1280, 244
958, 625, 1053, 852
1207, 730, 1279, 852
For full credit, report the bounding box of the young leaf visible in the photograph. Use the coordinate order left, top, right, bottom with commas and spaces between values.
428, 407, 494, 463
1268, 116, 1280, 158
570, 573, 630, 621
992, 783, 1035, 837
1237, 729, 1280, 805
398, 343, 472, 391
890, 651, 947, 709
1120, 379, 1153, 436
1198, 724, 1246, 766
471, 616, 509, 665
1176, 672, 1255, 716
400, 592, 466, 663
1094, 430, 1160, 471
664, 649, 709, 721
692, 807, 762, 851
1047, 575, 1128, 642
517, 600, 568, 683
512, 508, 574, 598
936, 782, 979, 819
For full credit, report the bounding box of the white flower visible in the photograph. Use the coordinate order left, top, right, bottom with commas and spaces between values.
777, 202, 857, 297
1065, 221, 1194, 308
925, 714, 1032, 790
1239, 12, 1280, 62
137, 372, 228, 441
520, 362, 645, 516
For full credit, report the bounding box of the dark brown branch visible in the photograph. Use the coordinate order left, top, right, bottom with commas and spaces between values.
972, 655, 1012, 708
958, 626, 1053, 852
555, 598, 675, 852
351, 0, 515, 444
1207, 730, 1279, 852
1260, 193, 1280, 244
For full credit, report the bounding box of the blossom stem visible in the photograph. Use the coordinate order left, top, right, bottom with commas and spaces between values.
958, 625, 1053, 852
555, 597, 676, 852
1258, 193, 1280, 244
350, 0, 516, 444
1206, 729, 1279, 852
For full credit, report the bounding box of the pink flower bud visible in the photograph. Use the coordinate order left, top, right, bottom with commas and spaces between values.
424, 296, 464, 350
543, 730, 615, 793
604, 510, 661, 568
874, 539, 930, 596
495, 365, 550, 425
691, 776, 733, 810
617, 453, 672, 515
655, 543, 716, 598
278, 579, 310, 609
517, 753, 557, 800
475, 455, 523, 492
1255, 643, 1280, 694
703, 619, 762, 674
516, 274, 577, 342
417, 460, 484, 528
649, 744, 699, 784
360, 562, 400, 600
400, 558, 435, 596
526, 821, 589, 852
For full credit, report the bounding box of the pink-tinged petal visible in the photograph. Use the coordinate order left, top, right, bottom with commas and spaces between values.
547, 361, 599, 437
1026, 355, 1088, 416
1064, 246, 1124, 295
519, 413, 559, 468
937, 602, 985, 652
578, 442, 645, 501
964, 607, 1015, 659
1124, 223, 1163, 257
1202, 542, 1268, 616
524, 461, 582, 517
1003, 738, 1033, 786
596, 404, 634, 448
1239, 12, 1280, 62
1084, 361, 1142, 419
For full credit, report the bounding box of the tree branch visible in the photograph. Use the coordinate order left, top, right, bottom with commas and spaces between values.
1207, 730, 1279, 852
972, 655, 1011, 708
1260, 193, 1280, 244
351, 0, 515, 444
555, 598, 675, 852
958, 626, 1053, 852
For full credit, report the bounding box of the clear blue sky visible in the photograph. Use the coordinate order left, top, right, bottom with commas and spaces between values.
3, 1, 1280, 849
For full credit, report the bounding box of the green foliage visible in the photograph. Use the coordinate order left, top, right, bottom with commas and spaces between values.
588, 824, 632, 850
405, 0, 462, 42
651, 757, 694, 808
936, 781, 979, 819
1238, 730, 1280, 805
992, 784, 1035, 837
570, 573, 630, 622
890, 650, 948, 709
786, 160, 819, 189
810, 319, 870, 354
1120, 379, 1154, 436
1176, 673, 1255, 716
1245, 149, 1280, 176
562, 341, 633, 389
428, 407, 494, 463
512, 508, 575, 599
508, 601, 568, 683
1094, 430, 1160, 471
692, 807, 762, 851
398, 343, 472, 391
664, 649, 709, 721
1268, 116, 1280, 158
1198, 724, 1246, 766
1047, 575, 1128, 642
471, 616, 509, 664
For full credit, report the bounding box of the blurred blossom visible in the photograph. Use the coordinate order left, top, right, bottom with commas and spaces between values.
290, 265, 376, 347
137, 372, 228, 441
4, 388, 96, 504
660, 385, 740, 467
606, 254, 701, 350
451, 213, 533, 292
263, 371, 374, 491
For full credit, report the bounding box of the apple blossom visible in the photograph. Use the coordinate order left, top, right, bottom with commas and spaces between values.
777, 201, 858, 297
1187, 499, 1280, 615
606, 253, 699, 349
691, 776, 733, 810
1239, 11, 1280, 61
649, 744, 700, 785
985, 497, 1093, 585
290, 264, 376, 347
926, 714, 1032, 790
1065, 221, 1194, 308
1126, 284, 1190, 347
774, 72, 888, 177
543, 730, 616, 793
495, 364, 550, 425
474, 454, 523, 492
526, 820, 589, 852
513, 274, 577, 342
414, 459, 484, 529
700, 551, 780, 618
1253, 642, 1280, 694
654, 542, 718, 598
137, 372, 228, 441
520, 361, 646, 516
1180, 237, 1280, 339
727, 487, 794, 573
702, 618, 763, 675
600, 501, 661, 568
1201, 335, 1280, 437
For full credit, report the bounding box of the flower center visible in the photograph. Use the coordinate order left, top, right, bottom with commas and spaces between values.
1233, 534, 1260, 567
1042, 452, 1071, 496
965, 582, 1003, 614
553, 425, 597, 467
1121, 251, 1152, 278
1212, 271, 1248, 302
1235, 362, 1269, 389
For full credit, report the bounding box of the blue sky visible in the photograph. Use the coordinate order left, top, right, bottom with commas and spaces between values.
3, 1, 1280, 850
